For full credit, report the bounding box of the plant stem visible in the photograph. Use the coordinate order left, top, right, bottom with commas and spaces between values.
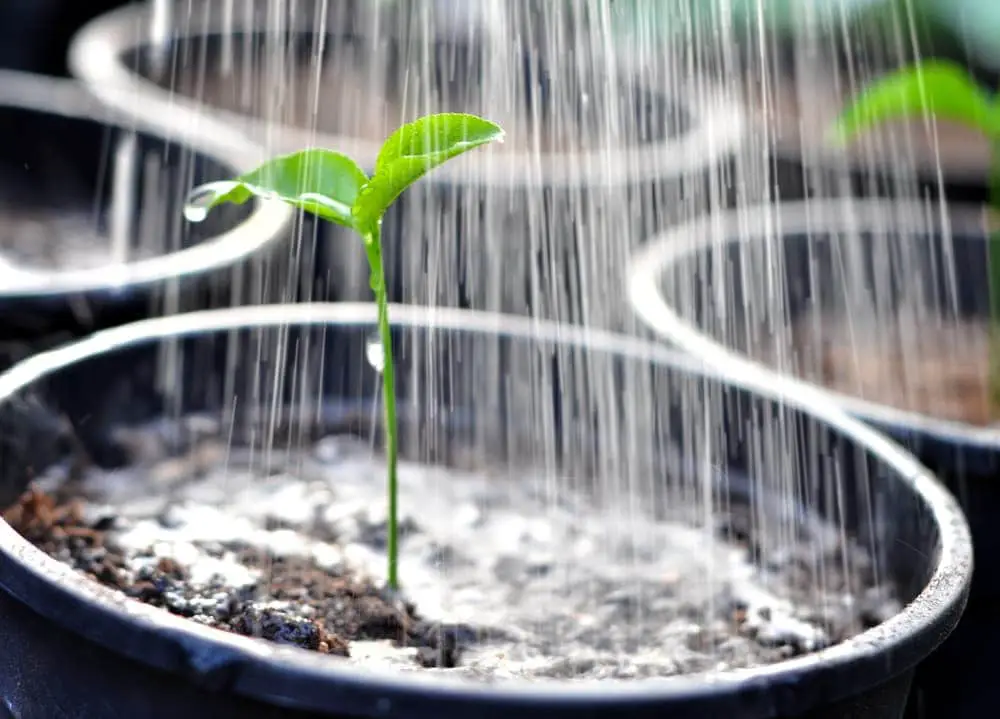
364, 225, 399, 590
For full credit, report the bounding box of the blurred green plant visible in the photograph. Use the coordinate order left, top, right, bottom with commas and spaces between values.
183, 112, 504, 590
832, 60, 1000, 408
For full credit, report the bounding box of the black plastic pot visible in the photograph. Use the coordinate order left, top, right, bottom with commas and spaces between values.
0, 69, 292, 361
0, 302, 973, 718
68, 0, 745, 327
627, 197, 995, 716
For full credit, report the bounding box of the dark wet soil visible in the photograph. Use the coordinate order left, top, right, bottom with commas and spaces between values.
0, 409, 900, 680
3, 487, 474, 668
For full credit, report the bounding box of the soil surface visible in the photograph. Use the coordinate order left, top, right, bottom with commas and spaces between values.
753, 314, 998, 426
3, 487, 471, 666
3, 420, 898, 681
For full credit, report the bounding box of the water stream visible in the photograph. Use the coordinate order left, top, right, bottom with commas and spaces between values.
12, 0, 975, 683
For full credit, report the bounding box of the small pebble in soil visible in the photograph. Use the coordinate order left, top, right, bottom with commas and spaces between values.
2, 428, 901, 682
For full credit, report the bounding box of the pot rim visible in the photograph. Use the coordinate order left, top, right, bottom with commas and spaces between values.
628, 196, 1000, 450
67, 0, 746, 190
0, 302, 972, 715
0, 69, 292, 299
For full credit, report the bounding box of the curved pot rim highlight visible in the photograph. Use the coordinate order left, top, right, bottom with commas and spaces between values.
67, 0, 746, 190
0, 302, 972, 716
628, 196, 1000, 451
0, 69, 292, 299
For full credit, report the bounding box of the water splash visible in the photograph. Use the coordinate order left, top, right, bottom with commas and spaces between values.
109, 132, 138, 264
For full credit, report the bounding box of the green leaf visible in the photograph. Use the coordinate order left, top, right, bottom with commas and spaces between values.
830, 60, 1000, 145
184, 149, 368, 229
352, 113, 504, 231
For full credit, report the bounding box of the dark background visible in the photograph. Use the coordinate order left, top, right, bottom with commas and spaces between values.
0, 0, 130, 77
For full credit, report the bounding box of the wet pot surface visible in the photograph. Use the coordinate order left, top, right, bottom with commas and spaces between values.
0, 85, 257, 345
0, 305, 971, 718
631, 200, 997, 716
639, 202, 995, 439
741, 233, 990, 430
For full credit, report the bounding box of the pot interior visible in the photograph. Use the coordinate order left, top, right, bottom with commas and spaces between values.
120, 20, 689, 156
0, 314, 944, 681
662, 214, 992, 424
0, 102, 253, 275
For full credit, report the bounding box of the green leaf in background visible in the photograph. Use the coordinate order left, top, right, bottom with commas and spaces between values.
184, 149, 368, 229
831, 60, 1000, 144
352, 113, 504, 231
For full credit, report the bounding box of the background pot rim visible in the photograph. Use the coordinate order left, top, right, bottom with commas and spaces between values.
628, 196, 1000, 450
0, 69, 292, 299
67, 0, 746, 190
0, 302, 971, 715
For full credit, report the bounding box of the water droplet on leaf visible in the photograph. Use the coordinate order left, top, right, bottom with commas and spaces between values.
183, 181, 241, 223
183, 204, 208, 223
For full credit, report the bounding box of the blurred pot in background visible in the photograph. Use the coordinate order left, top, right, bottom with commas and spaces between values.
0, 70, 291, 367
69, 0, 745, 331
0, 0, 125, 76
609, 0, 994, 195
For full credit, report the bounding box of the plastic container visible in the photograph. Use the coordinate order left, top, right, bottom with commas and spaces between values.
0, 69, 292, 357
0, 302, 973, 718
627, 197, 995, 715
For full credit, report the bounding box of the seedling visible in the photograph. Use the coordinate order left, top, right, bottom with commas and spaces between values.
832, 60, 1000, 408
183, 113, 504, 589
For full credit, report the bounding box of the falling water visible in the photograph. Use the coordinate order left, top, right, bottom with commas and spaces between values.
109, 131, 138, 265
24, 0, 974, 682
